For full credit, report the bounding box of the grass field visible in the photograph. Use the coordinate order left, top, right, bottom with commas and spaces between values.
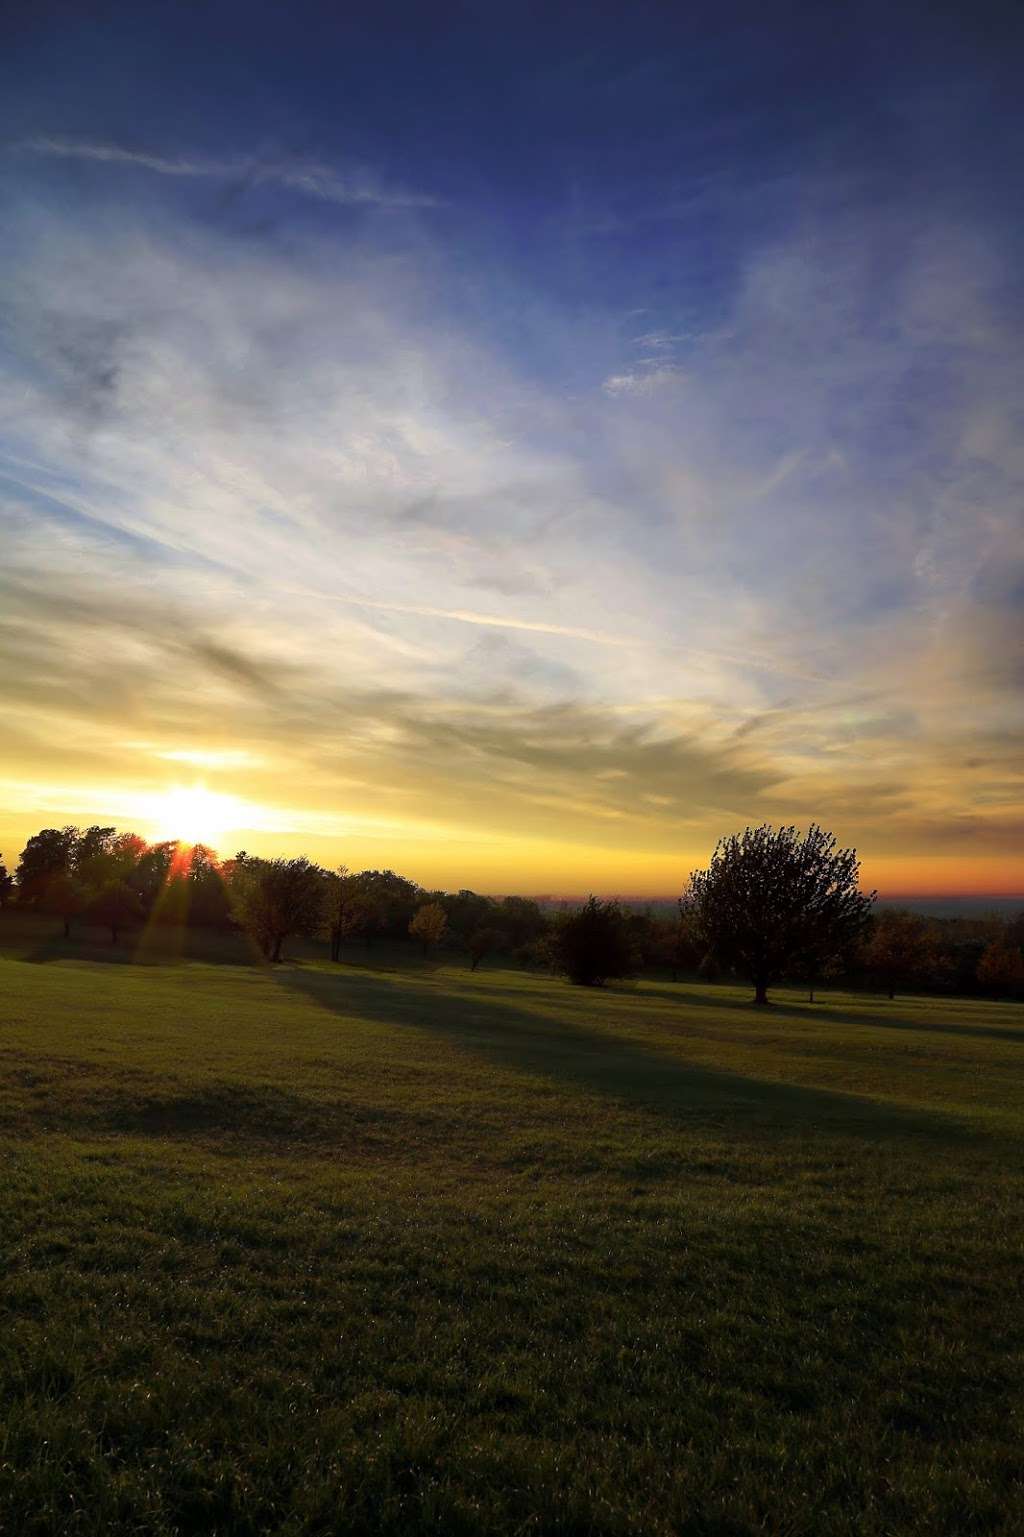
2, 914, 1023, 1535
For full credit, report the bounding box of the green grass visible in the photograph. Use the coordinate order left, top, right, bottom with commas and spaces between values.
2, 914, 1023, 1535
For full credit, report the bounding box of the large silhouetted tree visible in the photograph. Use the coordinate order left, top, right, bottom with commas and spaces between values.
686, 824, 875, 1005
15, 826, 79, 904
552, 897, 638, 987
230, 857, 326, 962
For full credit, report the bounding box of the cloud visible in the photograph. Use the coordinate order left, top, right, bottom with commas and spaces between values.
602, 365, 682, 397
19, 137, 443, 208
0, 179, 1021, 886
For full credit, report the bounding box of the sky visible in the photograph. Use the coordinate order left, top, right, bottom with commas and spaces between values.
1, 0, 1022, 896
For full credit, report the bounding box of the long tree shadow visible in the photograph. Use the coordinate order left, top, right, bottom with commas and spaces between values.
274, 965, 980, 1144
635, 981, 1024, 1046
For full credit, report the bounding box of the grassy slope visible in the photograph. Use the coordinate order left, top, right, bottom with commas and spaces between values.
1, 917, 1023, 1535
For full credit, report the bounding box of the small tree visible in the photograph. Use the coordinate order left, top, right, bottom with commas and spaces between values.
686, 824, 874, 1006
324, 865, 366, 962
90, 880, 144, 945
0, 856, 13, 909
466, 925, 501, 971
552, 897, 638, 987
977, 939, 1024, 1000
409, 900, 447, 956
231, 857, 326, 962
41, 873, 89, 938
865, 909, 932, 999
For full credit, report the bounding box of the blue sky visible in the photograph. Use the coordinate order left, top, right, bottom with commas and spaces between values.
1, 0, 1022, 892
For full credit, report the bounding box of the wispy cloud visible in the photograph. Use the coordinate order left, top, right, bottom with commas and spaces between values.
19, 136, 443, 208
0, 178, 1021, 888
602, 365, 682, 397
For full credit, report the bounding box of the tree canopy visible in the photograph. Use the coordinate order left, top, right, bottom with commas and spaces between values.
686, 823, 875, 1005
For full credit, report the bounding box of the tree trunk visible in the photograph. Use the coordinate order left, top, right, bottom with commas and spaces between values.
753, 978, 769, 1005
471, 954, 480, 971
888, 985, 895, 1000
64, 917, 71, 939
808, 985, 815, 1003
272, 935, 283, 963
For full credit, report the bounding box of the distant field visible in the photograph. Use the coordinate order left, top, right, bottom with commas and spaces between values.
2, 914, 1023, 1535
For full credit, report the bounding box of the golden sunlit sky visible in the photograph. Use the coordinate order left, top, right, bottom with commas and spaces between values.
2, 5, 1022, 897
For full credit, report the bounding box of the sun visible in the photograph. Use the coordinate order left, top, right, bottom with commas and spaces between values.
150, 785, 239, 849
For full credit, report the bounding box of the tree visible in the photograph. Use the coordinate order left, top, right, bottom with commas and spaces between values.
0, 856, 13, 909
466, 925, 501, 971
409, 900, 447, 956
977, 939, 1024, 1000
15, 826, 79, 904
865, 909, 933, 999
497, 895, 548, 949
686, 824, 875, 1006
90, 880, 144, 945
350, 870, 420, 942
74, 825, 118, 887
552, 897, 639, 987
230, 857, 326, 962
440, 889, 495, 943
40, 873, 89, 938
324, 866, 366, 962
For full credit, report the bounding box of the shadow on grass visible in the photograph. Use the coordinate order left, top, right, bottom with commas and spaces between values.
636, 981, 1024, 1045
274, 965, 978, 1144
20, 925, 259, 968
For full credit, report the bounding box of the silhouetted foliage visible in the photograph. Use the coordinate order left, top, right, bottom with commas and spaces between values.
977, 939, 1024, 999
552, 897, 639, 987
0, 855, 12, 909
349, 869, 421, 944
90, 880, 144, 945
865, 909, 933, 999
687, 824, 875, 1005
466, 925, 501, 971
15, 826, 79, 903
497, 895, 548, 949
324, 866, 365, 962
40, 873, 89, 938
230, 856, 326, 962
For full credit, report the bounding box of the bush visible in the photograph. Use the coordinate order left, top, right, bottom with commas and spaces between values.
552, 897, 639, 987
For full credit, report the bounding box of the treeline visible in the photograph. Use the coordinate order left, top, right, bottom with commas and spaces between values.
1, 822, 1022, 1003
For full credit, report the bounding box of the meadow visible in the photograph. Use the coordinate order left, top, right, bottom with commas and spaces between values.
2, 914, 1023, 1535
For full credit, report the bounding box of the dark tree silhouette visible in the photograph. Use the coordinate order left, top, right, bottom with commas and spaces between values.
686, 824, 875, 1005
976, 938, 1024, 1000
230, 856, 326, 962
90, 880, 144, 945
349, 869, 420, 943
497, 895, 548, 949
41, 873, 89, 938
0, 855, 12, 909
552, 897, 639, 987
865, 908, 933, 999
466, 925, 501, 971
324, 866, 365, 962
15, 826, 79, 904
